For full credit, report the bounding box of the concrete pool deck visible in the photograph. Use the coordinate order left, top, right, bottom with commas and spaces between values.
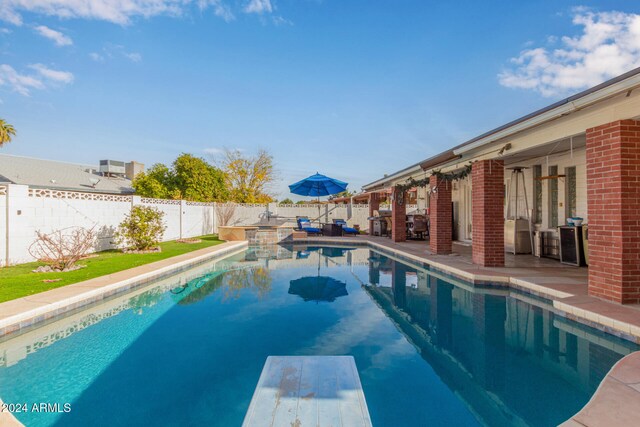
297, 235, 640, 344
560, 351, 640, 427
0, 241, 248, 338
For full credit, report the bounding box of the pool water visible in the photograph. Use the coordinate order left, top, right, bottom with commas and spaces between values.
0, 245, 637, 427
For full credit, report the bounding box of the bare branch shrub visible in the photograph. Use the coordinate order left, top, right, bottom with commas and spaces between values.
29, 227, 96, 271
216, 203, 237, 227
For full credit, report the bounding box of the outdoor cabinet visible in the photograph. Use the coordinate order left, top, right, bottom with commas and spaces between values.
373, 219, 387, 236
322, 223, 343, 237
559, 226, 586, 266
505, 219, 532, 254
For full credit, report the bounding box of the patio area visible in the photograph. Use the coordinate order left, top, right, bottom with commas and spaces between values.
296, 234, 640, 343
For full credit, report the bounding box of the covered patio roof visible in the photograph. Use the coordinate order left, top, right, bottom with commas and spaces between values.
362, 65, 640, 191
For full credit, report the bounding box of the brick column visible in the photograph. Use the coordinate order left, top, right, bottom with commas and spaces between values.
391, 260, 407, 309
368, 192, 380, 236
586, 120, 640, 304
429, 175, 452, 254
391, 186, 406, 242
472, 159, 505, 266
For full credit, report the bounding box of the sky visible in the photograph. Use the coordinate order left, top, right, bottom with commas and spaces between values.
1, 0, 640, 200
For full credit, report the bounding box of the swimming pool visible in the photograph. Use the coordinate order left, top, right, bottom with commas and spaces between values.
0, 245, 637, 426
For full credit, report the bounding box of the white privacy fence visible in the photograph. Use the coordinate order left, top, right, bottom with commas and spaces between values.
0, 184, 389, 266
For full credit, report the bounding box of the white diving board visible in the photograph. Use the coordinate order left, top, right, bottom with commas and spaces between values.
243, 356, 372, 427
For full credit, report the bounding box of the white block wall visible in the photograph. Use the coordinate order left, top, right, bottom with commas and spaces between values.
218, 203, 377, 231
183, 202, 215, 238
450, 147, 588, 241
0, 187, 6, 266
509, 148, 587, 230
138, 197, 182, 241
0, 185, 382, 266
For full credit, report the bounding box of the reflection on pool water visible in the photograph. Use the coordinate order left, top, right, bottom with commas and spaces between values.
0, 245, 637, 427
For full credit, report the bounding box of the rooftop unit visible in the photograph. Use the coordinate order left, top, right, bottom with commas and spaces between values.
99, 160, 126, 176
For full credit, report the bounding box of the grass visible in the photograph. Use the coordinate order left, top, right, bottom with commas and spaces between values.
0, 235, 224, 303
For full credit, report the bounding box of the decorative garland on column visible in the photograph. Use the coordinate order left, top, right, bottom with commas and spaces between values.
395, 163, 473, 193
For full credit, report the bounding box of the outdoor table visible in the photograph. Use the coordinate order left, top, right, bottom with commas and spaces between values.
322, 223, 343, 236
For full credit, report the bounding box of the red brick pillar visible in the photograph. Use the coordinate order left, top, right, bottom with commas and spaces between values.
368, 193, 380, 236
472, 159, 505, 266
391, 186, 406, 242
429, 175, 452, 254
586, 120, 640, 304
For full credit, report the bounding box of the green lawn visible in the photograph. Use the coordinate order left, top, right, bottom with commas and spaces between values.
0, 235, 224, 303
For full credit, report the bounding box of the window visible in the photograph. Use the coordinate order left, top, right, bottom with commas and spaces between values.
565, 166, 577, 218
548, 165, 558, 227
533, 165, 542, 224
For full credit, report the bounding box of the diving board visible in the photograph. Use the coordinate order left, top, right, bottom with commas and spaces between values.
243, 356, 372, 427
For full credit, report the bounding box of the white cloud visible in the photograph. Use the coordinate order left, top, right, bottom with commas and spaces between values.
0, 64, 44, 95
0, 63, 74, 95
272, 15, 292, 26
244, 0, 273, 14
199, 0, 234, 22
0, 0, 240, 25
499, 8, 640, 97
89, 52, 104, 62
34, 24, 72, 46
124, 52, 142, 62
204, 147, 224, 156
29, 63, 74, 83
90, 44, 142, 63
0, 28, 11, 34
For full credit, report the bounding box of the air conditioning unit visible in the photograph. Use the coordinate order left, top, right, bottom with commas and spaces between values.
99, 160, 126, 175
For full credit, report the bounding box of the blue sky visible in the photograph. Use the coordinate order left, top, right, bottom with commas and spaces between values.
1, 1, 640, 200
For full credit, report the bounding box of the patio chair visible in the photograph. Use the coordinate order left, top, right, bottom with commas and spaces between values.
296, 216, 322, 235
333, 219, 359, 236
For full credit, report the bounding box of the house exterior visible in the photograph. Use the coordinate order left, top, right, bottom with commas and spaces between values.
0, 155, 142, 194
363, 66, 640, 305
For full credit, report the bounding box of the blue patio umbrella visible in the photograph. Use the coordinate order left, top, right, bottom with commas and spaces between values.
289, 276, 348, 302
289, 173, 348, 224
289, 173, 348, 198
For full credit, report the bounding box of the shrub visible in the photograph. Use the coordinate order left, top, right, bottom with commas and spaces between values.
215, 203, 236, 227
29, 226, 96, 271
115, 206, 166, 251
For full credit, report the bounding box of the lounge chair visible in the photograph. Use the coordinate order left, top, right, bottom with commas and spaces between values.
296, 217, 322, 235
333, 219, 359, 236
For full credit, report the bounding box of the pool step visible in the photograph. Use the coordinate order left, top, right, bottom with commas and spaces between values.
243, 356, 372, 427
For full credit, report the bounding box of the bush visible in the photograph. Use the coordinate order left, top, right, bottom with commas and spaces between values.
115, 206, 166, 251
29, 227, 96, 272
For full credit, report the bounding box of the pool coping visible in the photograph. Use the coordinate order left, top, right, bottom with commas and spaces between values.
559, 351, 640, 426
297, 237, 640, 344
0, 398, 23, 426
0, 241, 248, 338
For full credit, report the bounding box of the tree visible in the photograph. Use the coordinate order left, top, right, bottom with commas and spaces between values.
219, 148, 276, 203
279, 198, 294, 205
132, 154, 228, 202
173, 153, 228, 202
0, 119, 16, 147
132, 164, 173, 199
330, 189, 353, 200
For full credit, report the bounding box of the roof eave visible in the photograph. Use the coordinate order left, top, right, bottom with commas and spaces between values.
361, 164, 423, 191
453, 66, 640, 156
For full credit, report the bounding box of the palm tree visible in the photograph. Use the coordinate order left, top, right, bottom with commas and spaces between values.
0, 119, 16, 147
